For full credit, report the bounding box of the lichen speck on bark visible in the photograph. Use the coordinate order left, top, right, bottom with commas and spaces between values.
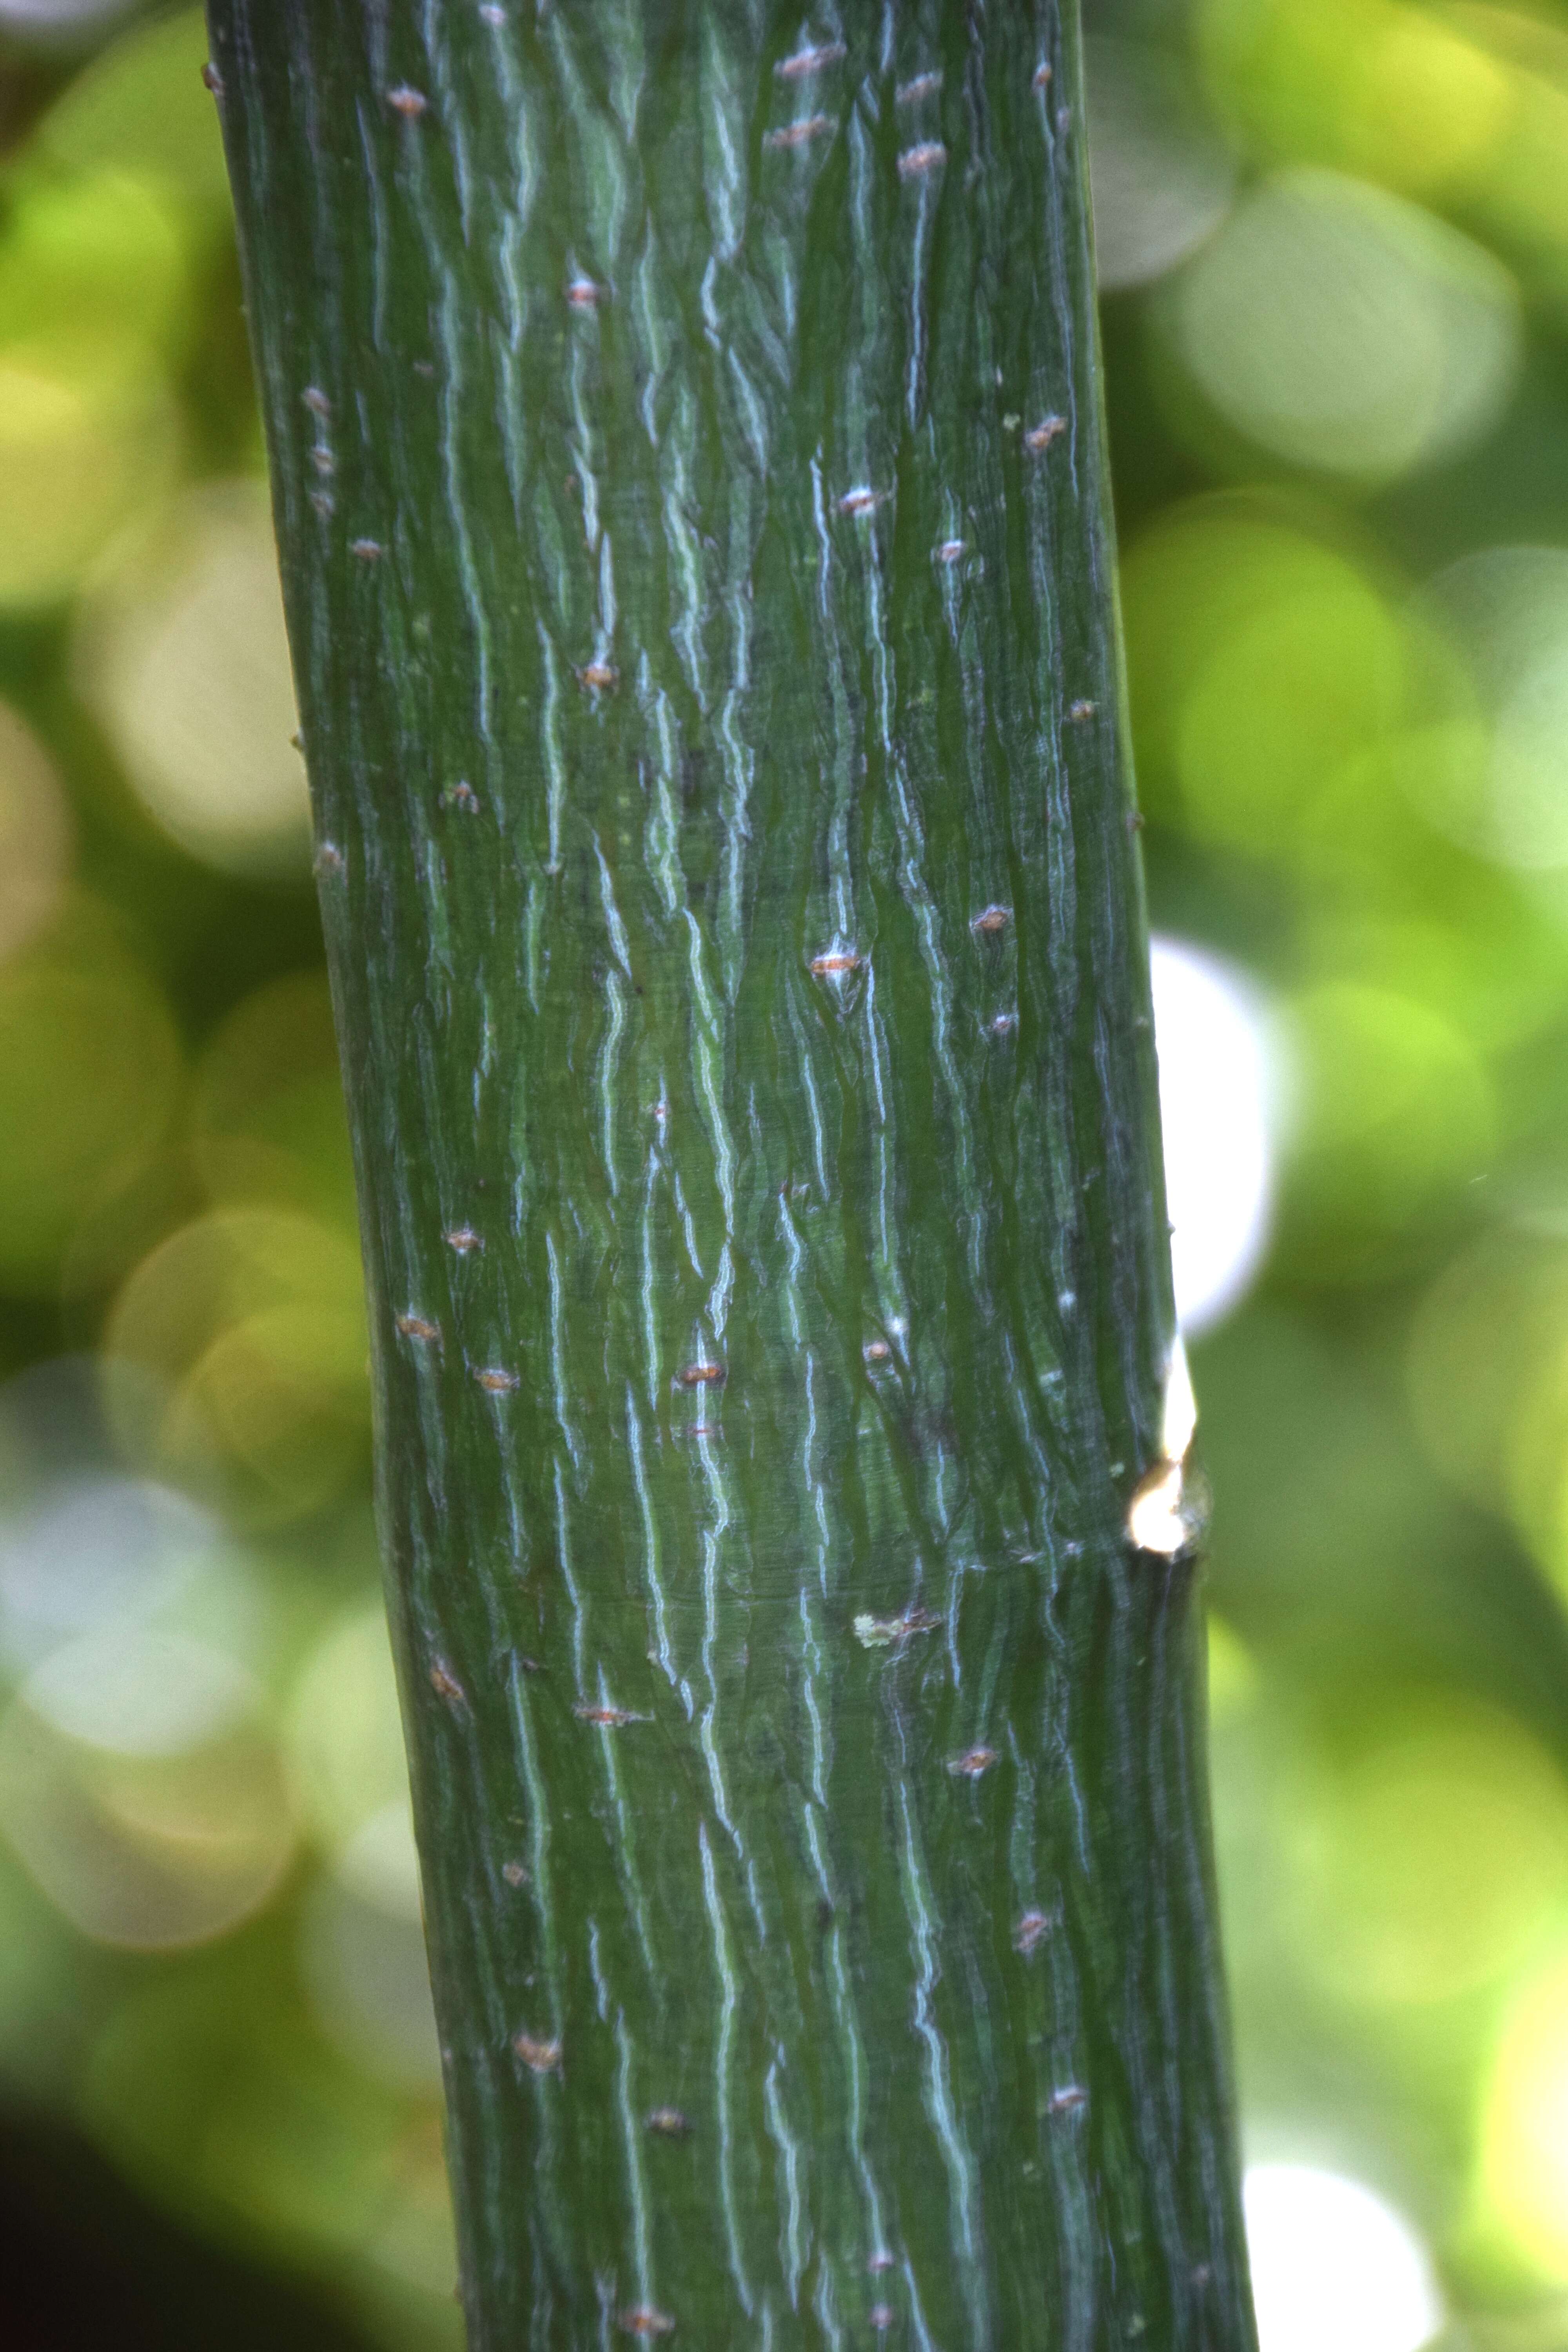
207, 4, 1258, 2347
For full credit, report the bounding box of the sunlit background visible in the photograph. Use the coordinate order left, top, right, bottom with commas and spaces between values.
3, 0, 1568, 2345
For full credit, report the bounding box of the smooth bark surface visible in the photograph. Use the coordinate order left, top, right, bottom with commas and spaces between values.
208, 5, 1255, 2346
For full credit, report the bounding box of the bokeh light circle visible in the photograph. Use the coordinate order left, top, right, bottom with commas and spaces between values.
192, 971, 358, 1233
0, 1473, 214, 1673
286, 1605, 412, 1863
1478, 1942, 1568, 2283
1167, 167, 1521, 480
0, 1631, 295, 1950
1121, 501, 1415, 869
1279, 981, 1493, 1276
0, 0, 141, 36
26, 1628, 257, 1757
1415, 548, 1568, 873
104, 1205, 370, 1529
0, 925, 183, 1296
1149, 935, 1278, 1335
0, 347, 179, 611
1243, 2164, 1443, 2352
0, 701, 73, 966
298, 1874, 441, 2092
34, 5, 236, 214
1086, 37, 1235, 291
1284, 1700, 1568, 2007
76, 479, 308, 877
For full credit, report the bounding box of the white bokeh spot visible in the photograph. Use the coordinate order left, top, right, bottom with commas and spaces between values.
1244, 2163, 1444, 2352
1149, 934, 1278, 1335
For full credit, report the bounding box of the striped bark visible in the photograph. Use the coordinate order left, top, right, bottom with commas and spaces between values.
207, 4, 1256, 2347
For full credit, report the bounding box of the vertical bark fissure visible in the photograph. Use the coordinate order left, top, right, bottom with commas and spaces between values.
208, 3, 1257, 2346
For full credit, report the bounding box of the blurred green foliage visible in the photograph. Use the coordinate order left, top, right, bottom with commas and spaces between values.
5, 2, 1568, 2346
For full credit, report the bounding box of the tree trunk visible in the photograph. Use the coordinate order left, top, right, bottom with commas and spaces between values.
206, 4, 1256, 2346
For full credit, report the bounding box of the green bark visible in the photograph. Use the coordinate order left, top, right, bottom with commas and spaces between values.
207, 4, 1255, 2346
